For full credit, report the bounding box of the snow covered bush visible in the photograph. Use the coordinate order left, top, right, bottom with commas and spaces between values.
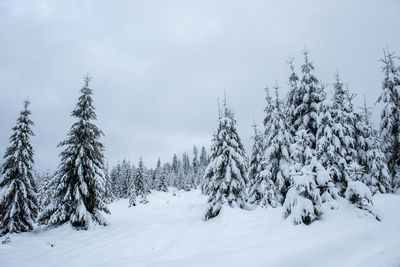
284, 165, 322, 225
345, 181, 373, 208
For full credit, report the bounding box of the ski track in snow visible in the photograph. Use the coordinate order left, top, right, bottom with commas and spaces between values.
0, 190, 399, 267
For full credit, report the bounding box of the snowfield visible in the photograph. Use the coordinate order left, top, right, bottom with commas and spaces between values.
1, 190, 400, 267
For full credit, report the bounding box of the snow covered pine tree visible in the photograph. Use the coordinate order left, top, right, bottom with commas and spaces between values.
355, 97, 391, 194
259, 86, 292, 208
0, 100, 39, 236
247, 124, 265, 206
203, 99, 247, 220
377, 49, 400, 191
129, 158, 149, 206
38, 76, 109, 230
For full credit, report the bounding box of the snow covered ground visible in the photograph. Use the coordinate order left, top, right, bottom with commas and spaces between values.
0, 189, 400, 267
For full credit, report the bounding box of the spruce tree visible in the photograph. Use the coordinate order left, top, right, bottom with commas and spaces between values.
38, 170, 55, 211
286, 57, 301, 132
247, 124, 266, 206
132, 158, 148, 204
0, 100, 39, 235
199, 146, 209, 168
317, 73, 356, 195
156, 169, 168, 192
293, 50, 325, 149
203, 100, 247, 220
377, 49, 400, 190
199, 146, 208, 189
110, 162, 122, 198
192, 146, 200, 186
182, 152, 193, 191
120, 159, 133, 198
103, 162, 115, 204
284, 129, 324, 225
258, 86, 292, 206
355, 97, 391, 193
38, 76, 109, 230
154, 158, 168, 192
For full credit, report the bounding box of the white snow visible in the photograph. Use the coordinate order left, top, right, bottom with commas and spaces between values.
1, 190, 400, 267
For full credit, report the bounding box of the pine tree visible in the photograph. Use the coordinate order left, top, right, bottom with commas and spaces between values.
293, 50, 325, 149
38, 170, 55, 211
317, 73, 356, 195
247, 124, 266, 205
110, 162, 122, 198
286, 57, 301, 132
199, 146, 208, 190
131, 158, 148, 204
355, 97, 391, 193
258, 86, 292, 206
203, 100, 247, 220
345, 163, 374, 215
192, 146, 200, 186
103, 162, 115, 204
182, 152, 193, 191
0, 100, 39, 235
154, 158, 168, 192
171, 154, 179, 176
284, 129, 323, 225
38, 76, 109, 230
377, 49, 400, 190
120, 159, 133, 198
156, 169, 168, 192
199, 146, 209, 168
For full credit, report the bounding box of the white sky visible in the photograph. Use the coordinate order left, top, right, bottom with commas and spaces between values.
0, 0, 399, 172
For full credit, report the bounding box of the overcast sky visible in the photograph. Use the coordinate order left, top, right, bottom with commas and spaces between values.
0, 0, 399, 172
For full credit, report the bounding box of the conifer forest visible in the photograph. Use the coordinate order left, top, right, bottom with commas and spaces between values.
0, 1, 399, 266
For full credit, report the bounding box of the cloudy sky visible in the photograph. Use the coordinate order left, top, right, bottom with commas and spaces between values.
0, 0, 399, 172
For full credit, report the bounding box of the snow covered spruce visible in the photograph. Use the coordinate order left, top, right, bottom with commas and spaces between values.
38, 76, 110, 230
202, 99, 248, 220
0, 100, 39, 236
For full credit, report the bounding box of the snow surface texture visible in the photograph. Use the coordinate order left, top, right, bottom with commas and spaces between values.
0, 190, 399, 267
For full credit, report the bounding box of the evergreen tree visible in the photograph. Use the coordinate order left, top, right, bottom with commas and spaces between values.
247, 124, 266, 205
0, 100, 39, 235
182, 152, 193, 191
199, 146, 208, 189
156, 169, 168, 192
120, 159, 133, 198
377, 49, 400, 190
292, 50, 325, 149
284, 129, 323, 225
192, 146, 199, 176
317, 73, 356, 195
154, 158, 168, 192
203, 100, 247, 220
131, 158, 148, 204
103, 162, 115, 204
286, 57, 301, 131
345, 163, 375, 216
38, 76, 109, 230
192, 146, 200, 186
171, 154, 179, 176
110, 162, 122, 198
199, 146, 209, 168
38, 170, 55, 211
355, 97, 391, 193
258, 86, 292, 206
